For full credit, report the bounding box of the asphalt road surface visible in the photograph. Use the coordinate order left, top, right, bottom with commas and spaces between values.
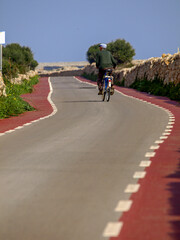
0, 77, 168, 240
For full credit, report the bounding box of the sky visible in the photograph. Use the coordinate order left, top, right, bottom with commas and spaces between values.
1, 0, 180, 63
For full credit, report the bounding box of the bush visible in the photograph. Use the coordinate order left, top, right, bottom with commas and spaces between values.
2, 43, 38, 77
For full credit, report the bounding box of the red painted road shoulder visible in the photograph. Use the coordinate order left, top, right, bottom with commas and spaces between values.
75, 76, 180, 240
0, 77, 53, 133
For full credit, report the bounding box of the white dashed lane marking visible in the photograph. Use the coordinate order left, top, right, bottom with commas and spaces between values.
115, 200, 133, 212
103, 222, 123, 237
145, 152, 156, 157
160, 136, 168, 139
163, 132, 171, 135
133, 171, 146, 179
155, 140, 164, 144
124, 184, 140, 193
139, 160, 151, 167
166, 125, 173, 128
150, 145, 159, 150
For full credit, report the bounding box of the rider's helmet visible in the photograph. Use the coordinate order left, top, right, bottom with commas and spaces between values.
99, 43, 107, 49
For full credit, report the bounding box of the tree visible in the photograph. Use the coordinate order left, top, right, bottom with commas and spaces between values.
86, 43, 100, 64
86, 39, 135, 65
107, 39, 135, 64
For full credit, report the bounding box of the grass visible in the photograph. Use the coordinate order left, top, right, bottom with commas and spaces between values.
0, 75, 39, 119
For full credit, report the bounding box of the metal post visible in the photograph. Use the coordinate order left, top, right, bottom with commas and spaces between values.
0, 44, 2, 73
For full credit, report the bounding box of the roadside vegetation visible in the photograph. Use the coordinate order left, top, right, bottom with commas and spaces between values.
0, 43, 39, 119
2, 43, 38, 78
130, 76, 180, 101
0, 75, 39, 119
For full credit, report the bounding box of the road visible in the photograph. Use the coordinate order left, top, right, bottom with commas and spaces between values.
0, 76, 168, 240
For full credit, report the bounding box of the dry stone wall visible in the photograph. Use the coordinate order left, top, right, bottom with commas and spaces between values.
83, 52, 180, 87
114, 52, 180, 87
10, 70, 38, 84
0, 70, 38, 97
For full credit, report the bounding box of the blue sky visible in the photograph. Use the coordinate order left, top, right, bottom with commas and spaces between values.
1, 0, 180, 63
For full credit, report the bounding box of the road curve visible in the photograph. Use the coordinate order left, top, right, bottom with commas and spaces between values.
0, 76, 169, 240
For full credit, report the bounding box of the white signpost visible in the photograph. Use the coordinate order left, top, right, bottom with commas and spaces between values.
0, 31, 5, 72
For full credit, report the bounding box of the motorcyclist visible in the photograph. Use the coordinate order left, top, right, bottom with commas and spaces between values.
96, 43, 117, 95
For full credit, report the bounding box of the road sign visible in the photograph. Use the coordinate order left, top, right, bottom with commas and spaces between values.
0, 32, 5, 44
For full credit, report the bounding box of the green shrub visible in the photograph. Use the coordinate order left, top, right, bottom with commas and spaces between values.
2, 43, 38, 77
0, 75, 39, 119
0, 95, 34, 119
130, 76, 180, 101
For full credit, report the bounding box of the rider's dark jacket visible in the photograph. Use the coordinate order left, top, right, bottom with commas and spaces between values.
96, 49, 117, 70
